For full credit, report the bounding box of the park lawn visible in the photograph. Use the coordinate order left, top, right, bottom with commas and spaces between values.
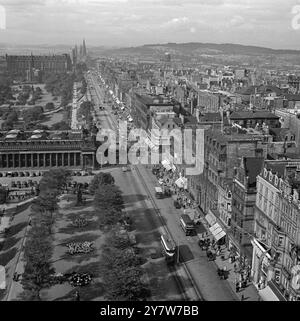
39, 194, 107, 301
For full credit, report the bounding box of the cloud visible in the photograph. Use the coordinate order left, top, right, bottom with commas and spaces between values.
0, 0, 299, 49
228, 15, 245, 27
163, 16, 189, 27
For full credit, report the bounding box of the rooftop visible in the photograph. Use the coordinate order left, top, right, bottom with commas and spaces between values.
243, 157, 264, 188
230, 110, 280, 120
206, 126, 269, 144
135, 93, 174, 106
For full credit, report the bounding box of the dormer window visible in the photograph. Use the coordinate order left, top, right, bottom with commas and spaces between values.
264, 168, 268, 178
269, 172, 273, 182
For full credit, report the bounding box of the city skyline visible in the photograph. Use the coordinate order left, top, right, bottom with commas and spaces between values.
0, 0, 300, 49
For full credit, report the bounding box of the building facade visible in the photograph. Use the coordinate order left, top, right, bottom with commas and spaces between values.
6, 54, 72, 77
0, 130, 97, 173
252, 160, 300, 301
229, 157, 264, 260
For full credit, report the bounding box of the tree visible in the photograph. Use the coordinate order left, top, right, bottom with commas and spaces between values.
78, 101, 93, 120
2, 110, 18, 129
32, 191, 58, 214
93, 185, 123, 211
23, 106, 44, 125
2, 111, 18, 130
51, 121, 70, 131
89, 172, 115, 194
45, 102, 55, 111
76, 189, 83, 206
102, 245, 142, 269
31, 191, 58, 234
81, 78, 87, 95
0, 77, 13, 105
44, 73, 75, 107
97, 207, 124, 227
103, 266, 150, 301
0, 187, 8, 204
39, 169, 71, 194
21, 225, 55, 300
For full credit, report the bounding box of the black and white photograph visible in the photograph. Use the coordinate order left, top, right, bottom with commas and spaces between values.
0, 0, 300, 309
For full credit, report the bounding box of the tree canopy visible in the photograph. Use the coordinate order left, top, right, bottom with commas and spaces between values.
39, 169, 71, 194
93, 184, 123, 211
0, 187, 8, 204
89, 172, 115, 195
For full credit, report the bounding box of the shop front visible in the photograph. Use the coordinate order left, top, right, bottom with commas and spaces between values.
205, 209, 227, 245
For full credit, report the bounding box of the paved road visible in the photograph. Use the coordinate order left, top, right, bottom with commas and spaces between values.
113, 167, 184, 300
3, 207, 31, 301
86, 71, 237, 301
71, 83, 79, 130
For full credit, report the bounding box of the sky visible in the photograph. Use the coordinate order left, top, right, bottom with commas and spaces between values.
0, 0, 300, 49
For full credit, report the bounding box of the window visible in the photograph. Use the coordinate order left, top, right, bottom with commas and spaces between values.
278, 236, 284, 247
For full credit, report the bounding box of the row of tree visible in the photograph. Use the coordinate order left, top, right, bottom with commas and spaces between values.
1, 110, 18, 130
21, 169, 71, 300
90, 172, 151, 300
44, 73, 75, 107
0, 76, 13, 105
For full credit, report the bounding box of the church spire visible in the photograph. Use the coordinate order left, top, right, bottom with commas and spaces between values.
82, 39, 87, 57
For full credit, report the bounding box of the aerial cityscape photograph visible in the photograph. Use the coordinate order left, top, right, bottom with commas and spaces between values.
1, 0, 300, 311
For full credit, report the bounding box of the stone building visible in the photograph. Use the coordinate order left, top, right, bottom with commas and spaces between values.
188, 126, 270, 214
6, 54, 72, 77
0, 130, 97, 174
229, 156, 264, 260
130, 93, 175, 131
252, 160, 300, 301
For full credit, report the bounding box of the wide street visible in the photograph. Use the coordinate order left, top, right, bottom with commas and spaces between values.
87, 70, 237, 301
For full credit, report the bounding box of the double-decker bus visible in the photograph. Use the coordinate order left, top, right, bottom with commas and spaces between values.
160, 234, 176, 265
180, 214, 195, 236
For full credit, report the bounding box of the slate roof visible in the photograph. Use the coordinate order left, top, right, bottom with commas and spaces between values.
230, 110, 279, 120
243, 157, 264, 188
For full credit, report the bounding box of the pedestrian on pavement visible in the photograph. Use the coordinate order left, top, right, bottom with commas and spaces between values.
236, 283, 240, 293
75, 291, 80, 301
234, 263, 237, 273
239, 280, 242, 290
241, 295, 244, 301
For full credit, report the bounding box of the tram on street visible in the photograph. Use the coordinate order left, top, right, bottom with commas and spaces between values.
160, 234, 176, 265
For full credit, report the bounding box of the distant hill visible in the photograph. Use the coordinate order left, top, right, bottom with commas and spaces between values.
101, 42, 300, 57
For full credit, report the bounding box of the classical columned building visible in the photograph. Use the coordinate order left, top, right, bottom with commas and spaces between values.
0, 132, 97, 171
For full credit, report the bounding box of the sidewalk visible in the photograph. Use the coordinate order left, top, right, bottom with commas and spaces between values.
165, 184, 261, 301
184, 206, 261, 301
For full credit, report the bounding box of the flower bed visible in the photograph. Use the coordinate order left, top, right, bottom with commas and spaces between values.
66, 241, 94, 255
72, 218, 88, 228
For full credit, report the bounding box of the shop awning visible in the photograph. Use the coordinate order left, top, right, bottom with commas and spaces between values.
209, 223, 226, 241
259, 286, 280, 301
175, 178, 184, 188
162, 159, 172, 171
0, 217, 10, 233
291, 265, 300, 275
175, 177, 188, 189
205, 212, 216, 226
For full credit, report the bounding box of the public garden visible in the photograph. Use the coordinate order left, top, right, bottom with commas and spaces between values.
5, 170, 151, 301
